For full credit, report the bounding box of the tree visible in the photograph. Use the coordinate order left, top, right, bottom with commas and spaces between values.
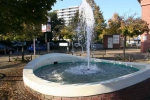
105, 13, 122, 35
60, 11, 80, 41
0, 0, 57, 34
0, 23, 43, 61
48, 11, 65, 41
86, 0, 106, 43
120, 13, 149, 43
0, 0, 58, 61
60, 26, 76, 40
120, 13, 149, 58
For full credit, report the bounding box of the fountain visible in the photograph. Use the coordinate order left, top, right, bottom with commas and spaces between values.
23, 0, 150, 99
77, 0, 95, 68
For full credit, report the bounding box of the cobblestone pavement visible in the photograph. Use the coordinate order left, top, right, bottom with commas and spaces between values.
0, 62, 39, 100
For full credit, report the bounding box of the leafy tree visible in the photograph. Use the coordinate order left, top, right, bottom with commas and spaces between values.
102, 12, 148, 58
0, 0, 57, 34
48, 11, 65, 41
105, 13, 122, 35
120, 16, 148, 37
86, 0, 106, 42
68, 11, 79, 30
60, 26, 76, 40
120, 13, 149, 58
120, 13, 148, 44
59, 11, 80, 42
60, 0, 106, 44
62, 0, 106, 44
0, 23, 43, 61
0, 0, 58, 61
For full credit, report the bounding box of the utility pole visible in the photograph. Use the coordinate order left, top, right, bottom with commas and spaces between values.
46, 17, 51, 53
33, 38, 36, 58
42, 17, 52, 53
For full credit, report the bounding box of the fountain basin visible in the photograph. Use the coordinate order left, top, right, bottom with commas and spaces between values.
23, 53, 150, 99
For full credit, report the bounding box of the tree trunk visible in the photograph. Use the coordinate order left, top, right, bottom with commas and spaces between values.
123, 36, 126, 59
21, 42, 24, 61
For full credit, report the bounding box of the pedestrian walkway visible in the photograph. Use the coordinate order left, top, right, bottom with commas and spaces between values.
0, 48, 150, 100
74, 48, 146, 61
0, 48, 148, 63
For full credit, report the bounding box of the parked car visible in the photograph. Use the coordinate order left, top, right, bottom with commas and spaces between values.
49, 42, 55, 49
130, 43, 136, 46
12, 42, 26, 47
12, 41, 27, 50
136, 42, 141, 48
27, 44, 47, 53
127, 42, 141, 47
0, 44, 15, 54
74, 43, 81, 47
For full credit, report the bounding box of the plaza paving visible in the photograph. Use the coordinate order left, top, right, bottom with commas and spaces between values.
0, 48, 147, 62
0, 48, 150, 100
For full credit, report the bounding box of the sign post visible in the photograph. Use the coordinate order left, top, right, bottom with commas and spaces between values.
42, 17, 51, 53
46, 17, 51, 52
33, 38, 36, 58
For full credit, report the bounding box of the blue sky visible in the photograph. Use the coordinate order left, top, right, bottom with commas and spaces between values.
51, 0, 141, 21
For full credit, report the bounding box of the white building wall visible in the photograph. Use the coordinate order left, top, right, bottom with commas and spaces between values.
57, 6, 79, 26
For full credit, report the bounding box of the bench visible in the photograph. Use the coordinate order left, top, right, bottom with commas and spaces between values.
12, 56, 32, 61
91, 49, 106, 58
73, 48, 83, 56
25, 56, 31, 61
114, 53, 134, 62
12, 57, 22, 61
76, 53, 82, 56
144, 49, 150, 60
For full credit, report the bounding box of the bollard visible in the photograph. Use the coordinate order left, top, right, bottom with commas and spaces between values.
67, 46, 69, 54
8, 51, 12, 62
129, 55, 131, 62
16, 56, 18, 61
92, 53, 94, 58
31, 55, 32, 60
9, 54, 11, 62
71, 50, 74, 55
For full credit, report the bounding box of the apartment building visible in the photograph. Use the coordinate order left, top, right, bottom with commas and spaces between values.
57, 6, 79, 26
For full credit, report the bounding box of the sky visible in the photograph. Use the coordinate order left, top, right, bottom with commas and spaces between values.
51, 0, 141, 21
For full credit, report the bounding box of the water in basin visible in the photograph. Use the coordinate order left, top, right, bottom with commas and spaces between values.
34, 62, 139, 84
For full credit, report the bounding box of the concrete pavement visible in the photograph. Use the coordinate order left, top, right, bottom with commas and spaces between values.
0, 48, 148, 63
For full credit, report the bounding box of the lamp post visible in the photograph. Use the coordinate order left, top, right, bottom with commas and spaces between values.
46, 17, 51, 53
33, 38, 36, 58
32, 25, 36, 58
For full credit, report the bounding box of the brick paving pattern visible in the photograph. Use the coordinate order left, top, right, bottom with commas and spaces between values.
0, 62, 39, 100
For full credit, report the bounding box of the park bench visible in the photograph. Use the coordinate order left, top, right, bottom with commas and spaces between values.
144, 49, 150, 60
12, 57, 22, 61
72, 48, 83, 56
91, 49, 106, 58
25, 56, 31, 61
114, 53, 134, 62
76, 53, 82, 56
12, 56, 32, 62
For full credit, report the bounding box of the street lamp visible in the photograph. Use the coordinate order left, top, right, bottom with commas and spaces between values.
46, 17, 51, 52
41, 16, 52, 53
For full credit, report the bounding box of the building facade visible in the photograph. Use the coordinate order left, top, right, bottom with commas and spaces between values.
57, 6, 79, 26
138, 0, 150, 52
138, 0, 150, 24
